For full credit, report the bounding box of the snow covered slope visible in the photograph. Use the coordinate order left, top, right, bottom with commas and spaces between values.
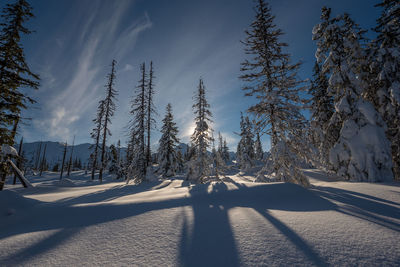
0, 170, 399, 266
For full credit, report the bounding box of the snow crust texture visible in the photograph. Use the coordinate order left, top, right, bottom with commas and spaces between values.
0, 170, 399, 266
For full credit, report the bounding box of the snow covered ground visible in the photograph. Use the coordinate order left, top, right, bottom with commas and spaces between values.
1, 170, 399, 266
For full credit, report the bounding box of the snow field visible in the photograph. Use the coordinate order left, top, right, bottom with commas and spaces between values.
0, 170, 399, 266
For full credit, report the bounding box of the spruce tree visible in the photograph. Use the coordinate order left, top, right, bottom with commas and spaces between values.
188, 78, 213, 183
240, 0, 309, 186
254, 132, 264, 161
222, 138, 230, 163
236, 113, 255, 170
369, 0, 400, 180
90, 99, 104, 180
127, 63, 147, 184
308, 61, 335, 166
313, 7, 393, 182
98, 59, 118, 182
215, 132, 227, 177
108, 144, 119, 175
146, 61, 157, 168
157, 103, 180, 177
0, 0, 39, 146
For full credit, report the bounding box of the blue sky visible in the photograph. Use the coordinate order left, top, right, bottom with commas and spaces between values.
12, 0, 381, 150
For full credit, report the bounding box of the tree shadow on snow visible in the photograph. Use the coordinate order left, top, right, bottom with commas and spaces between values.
311, 186, 400, 232
1, 180, 398, 266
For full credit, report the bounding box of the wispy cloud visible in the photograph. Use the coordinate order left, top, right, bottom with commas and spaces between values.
27, 1, 152, 142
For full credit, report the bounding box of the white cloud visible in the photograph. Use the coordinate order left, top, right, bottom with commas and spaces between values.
123, 64, 134, 72
33, 2, 152, 142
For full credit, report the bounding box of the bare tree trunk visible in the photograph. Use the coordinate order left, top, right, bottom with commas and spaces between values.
60, 142, 67, 180
67, 136, 75, 177
13, 137, 23, 184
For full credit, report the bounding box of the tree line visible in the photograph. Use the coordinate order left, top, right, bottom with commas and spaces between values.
1, 0, 399, 188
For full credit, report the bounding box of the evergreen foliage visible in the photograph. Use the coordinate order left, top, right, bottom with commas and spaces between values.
146, 61, 157, 168
157, 103, 180, 177
308, 62, 335, 166
0, 0, 39, 146
240, 0, 309, 186
187, 78, 213, 183
313, 7, 393, 181
369, 0, 400, 180
98, 59, 118, 182
90, 99, 104, 180
254, 132, 264, 161
236, 113, 255, 170
127, 63, 147, 184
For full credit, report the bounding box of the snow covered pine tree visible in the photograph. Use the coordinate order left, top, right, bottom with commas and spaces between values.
127, 63, 147, 184
0, 0, 39, 146
187, 78, 213, 183
145, 61, 157, 169
308, 62, 335, 167
157, 103, 180, 178
368, 0, 400, 180
236, 113, 255, 171
98, 60, 118, 182
313, 7, 393, 182
254, 132, 264, 161
90, 100, 104, 180
240, 0, 309, 186
0, 0, 39, 187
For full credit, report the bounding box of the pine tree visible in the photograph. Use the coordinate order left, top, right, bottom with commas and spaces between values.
157, 103, 180, 177
313, 7, 393, 182
254, 132, 264, 161
236, 113, 255, 170
98, 59, 118, 182
146, 61, 157, 168
90, 99, 104, 180
369, 0, 400, 180
188, 78, 213, 183
127, 63, 147, 184
108, 144, 119, 175
215, 132, 227, 177
308, 61, 336, 166
222, 138, 230, 163
240, 0, 309, 186
0, 0, 39, 147
176, 150, 184, 173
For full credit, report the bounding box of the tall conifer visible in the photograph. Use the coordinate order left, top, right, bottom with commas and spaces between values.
98, 60, 118, 182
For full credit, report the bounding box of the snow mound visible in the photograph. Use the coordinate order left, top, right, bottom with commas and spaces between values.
0, 190, 39, 216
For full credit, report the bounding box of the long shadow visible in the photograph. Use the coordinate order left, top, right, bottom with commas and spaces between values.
2, 180, 398, 265
311, 186, 400, 231
254, 208, 327, 266
1, 228, 80, 265
53, 180, 166, 206
179, 182, 240, 267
